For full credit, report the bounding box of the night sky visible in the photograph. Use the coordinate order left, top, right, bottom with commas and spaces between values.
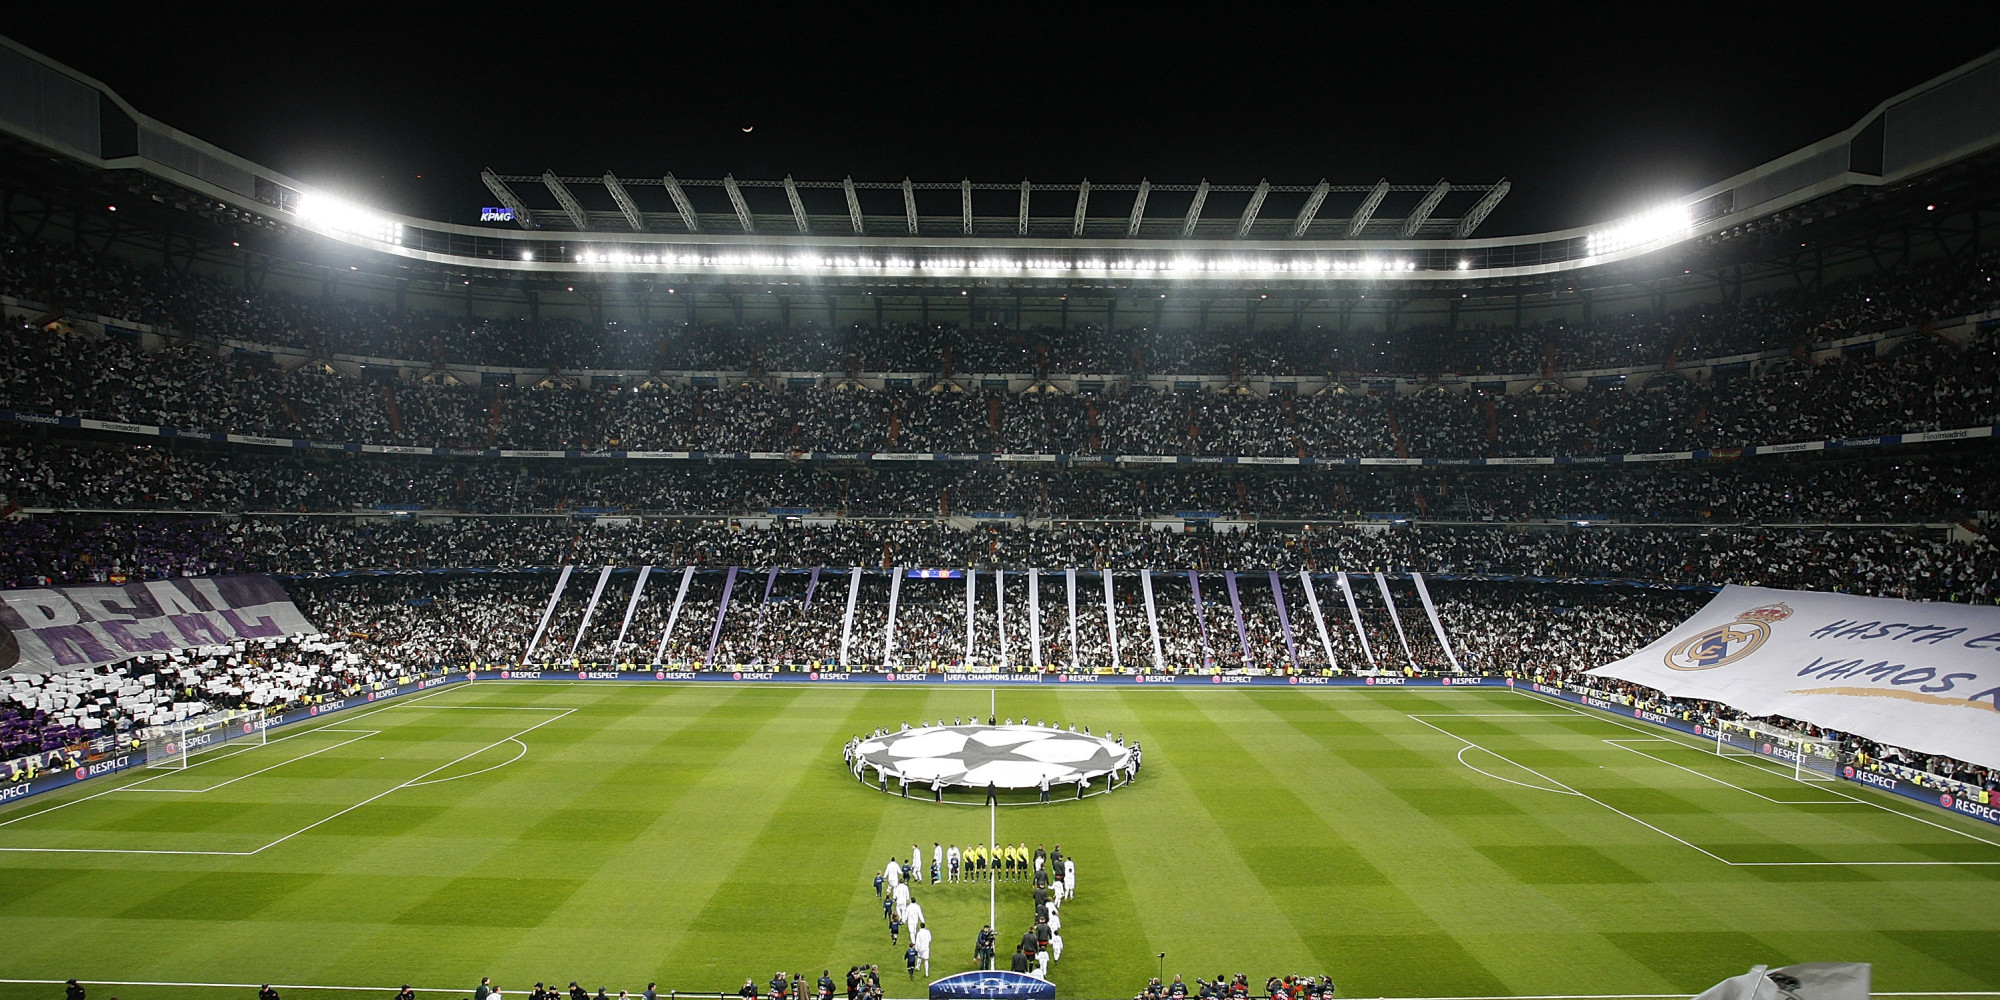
9, 5, 1998, 235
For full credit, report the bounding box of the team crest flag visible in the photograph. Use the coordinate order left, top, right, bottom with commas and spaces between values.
1588, 585, 2000, 769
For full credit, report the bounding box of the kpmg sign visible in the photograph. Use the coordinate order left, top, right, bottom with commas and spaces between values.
479, 206, 515, 223
928, 971, 1054, 1000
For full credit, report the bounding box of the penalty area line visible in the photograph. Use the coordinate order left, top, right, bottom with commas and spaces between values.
0, 706, 574, 857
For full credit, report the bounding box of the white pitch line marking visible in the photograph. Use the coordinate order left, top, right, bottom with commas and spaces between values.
0, 704, 572, 856
403, 738, 528, 786
1507, 689, 2000, 863
1600, 739, 1850, 805
116, 732, 380, 793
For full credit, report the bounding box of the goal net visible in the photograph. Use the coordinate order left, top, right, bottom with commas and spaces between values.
1710, 719, 1841, 782
143, 709, 268, 770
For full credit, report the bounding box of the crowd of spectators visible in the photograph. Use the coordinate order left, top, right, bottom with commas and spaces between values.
7, 233, 1998, 377
6, 438, 1994, 524
4, 322, 1995, 459
0, 631, 440, 768
1, 514, 1990, 606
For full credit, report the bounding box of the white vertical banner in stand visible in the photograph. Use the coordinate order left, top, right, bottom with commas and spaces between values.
1411, 573, 1462, 672
1374, 572, 1416, 663
1299, 571, 1341, 673
1028, 568, 1044, 671
651, 566, 696, 665
995, 569, 1008, 671
964, 568, 978, 667
521, 564, 574, 664
1064, 568, 1080, 673
1102, 569, 1121, 671
838, 566, 863, 668
1140, 569, 1166, 672
568, 565, 615, 659
1336, 572, 1375, 665
610, 565, 653, 657
884, 568, 905, 669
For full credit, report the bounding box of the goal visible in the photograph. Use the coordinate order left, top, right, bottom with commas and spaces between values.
143, 708, 267, 769
1710, 718, 1841, 782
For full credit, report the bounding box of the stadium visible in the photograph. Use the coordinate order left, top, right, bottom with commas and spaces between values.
0, 15, 1997, 1000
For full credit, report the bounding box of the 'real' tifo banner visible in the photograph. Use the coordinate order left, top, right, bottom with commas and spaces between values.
1588, 584, 2000, 770
0, 575, 316, 675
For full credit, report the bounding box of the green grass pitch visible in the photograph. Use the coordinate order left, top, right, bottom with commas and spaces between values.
1, 682, 1997, 1000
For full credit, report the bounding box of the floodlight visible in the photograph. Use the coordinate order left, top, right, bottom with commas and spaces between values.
1586, 203, 1692, 256
295, 192, 403, 245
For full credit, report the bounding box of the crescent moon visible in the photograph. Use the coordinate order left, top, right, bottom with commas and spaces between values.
741, 126, 755, 133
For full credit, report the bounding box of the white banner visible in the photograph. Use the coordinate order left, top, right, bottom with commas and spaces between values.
1375, 572, 1415, 663
995, 569, 1008, 670
1028, 568, 1042, 670
568, 566, 615, 658
1411, 573, 1461, 672
652, 566, 695, 665
611, 565, 653, 655
1141, 569, 1165, 672
1065, 568, 1080, 673
522, 565, 573, 663
1103, 570, 1121, 670
1300, 571, 1340, 673
1337, 572, 1375, 665
1588, 585, 2000, 769
839, 566, 863, 667
965, 569, 978, 667
884, 568, 905, 668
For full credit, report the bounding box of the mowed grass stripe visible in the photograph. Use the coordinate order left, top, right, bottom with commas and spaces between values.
1074, 690, 1331, 990
1241, 690, 1728, 996
1176, 690, 1535, 997
664, 688, 940, 985
126, 686, 737, 988
1044, 688, 1204, 994
275, 684, 786, 989
2, 686, 1998, 999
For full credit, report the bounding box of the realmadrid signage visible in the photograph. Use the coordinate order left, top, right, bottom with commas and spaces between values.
1591, 585, 2000, 770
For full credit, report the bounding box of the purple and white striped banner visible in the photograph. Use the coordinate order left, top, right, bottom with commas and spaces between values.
1225, 570, 1254, 669
521, 565, 573, 664
705, 566, 740, 664
1268, 570, 1301, 673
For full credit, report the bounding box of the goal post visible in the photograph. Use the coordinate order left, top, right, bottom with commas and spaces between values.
1711, 719, 1841, 782
143, 708, 268, 770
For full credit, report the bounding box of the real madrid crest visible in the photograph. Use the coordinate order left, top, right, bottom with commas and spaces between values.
1664, 603, 1792, 670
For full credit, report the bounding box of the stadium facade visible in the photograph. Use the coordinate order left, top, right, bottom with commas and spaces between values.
0, 35, 1998, 342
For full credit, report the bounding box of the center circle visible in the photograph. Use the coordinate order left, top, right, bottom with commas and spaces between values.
853, 725, 1133, 790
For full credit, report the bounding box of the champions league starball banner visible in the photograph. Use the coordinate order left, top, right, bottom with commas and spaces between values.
1588, 585, 2000, 769
0, 575, 316, 676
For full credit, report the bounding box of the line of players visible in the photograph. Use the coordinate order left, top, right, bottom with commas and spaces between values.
877, 842, 1076, 980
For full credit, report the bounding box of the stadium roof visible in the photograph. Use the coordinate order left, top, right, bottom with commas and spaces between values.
1, 34, 1997, 290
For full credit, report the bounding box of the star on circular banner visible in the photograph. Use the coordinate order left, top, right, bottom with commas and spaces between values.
854, 725, 1133, 789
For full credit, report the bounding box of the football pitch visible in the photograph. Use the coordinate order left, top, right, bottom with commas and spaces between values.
1, 682, 1997, 1000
